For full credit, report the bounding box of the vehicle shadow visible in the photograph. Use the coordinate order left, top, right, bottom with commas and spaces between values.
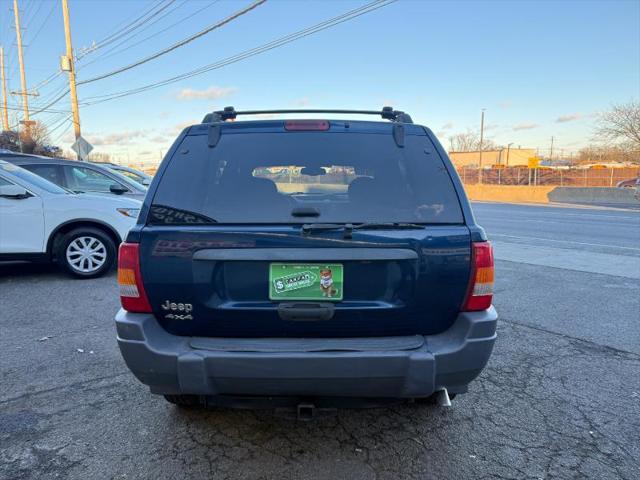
0, 261, 61, 279
0, 261, 117, 280
160, 400, 459, 479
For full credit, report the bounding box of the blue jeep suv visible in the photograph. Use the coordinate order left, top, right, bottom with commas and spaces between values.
115, 107, 497, 411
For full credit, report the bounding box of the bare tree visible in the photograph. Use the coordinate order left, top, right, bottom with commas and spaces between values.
594, 101, 640, 149
449, 129, 496, 152
20, 121, 52, 154
578, 144, 638, 164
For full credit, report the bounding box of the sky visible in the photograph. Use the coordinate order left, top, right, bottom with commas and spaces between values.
0, 0, 638, 166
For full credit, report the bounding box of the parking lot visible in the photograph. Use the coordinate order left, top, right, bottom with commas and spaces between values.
1, 202, 639, 480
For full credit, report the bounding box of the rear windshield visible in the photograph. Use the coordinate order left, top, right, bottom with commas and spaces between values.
150, 130, 463, 224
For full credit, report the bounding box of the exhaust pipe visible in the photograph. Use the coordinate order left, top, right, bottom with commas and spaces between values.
435, 388, 452, 407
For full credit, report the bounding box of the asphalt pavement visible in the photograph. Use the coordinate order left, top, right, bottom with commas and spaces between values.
1, 202, 639, 480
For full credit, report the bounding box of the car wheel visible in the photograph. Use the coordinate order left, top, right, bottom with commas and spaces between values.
57, 227, 116, 279
163, 394, 202, 408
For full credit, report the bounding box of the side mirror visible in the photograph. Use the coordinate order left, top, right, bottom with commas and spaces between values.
109, 184, 129, 195
0, 184, 30, 199
142, 178, 151, 186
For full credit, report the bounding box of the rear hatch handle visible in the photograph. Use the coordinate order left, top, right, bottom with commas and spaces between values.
277, 302, 335, 321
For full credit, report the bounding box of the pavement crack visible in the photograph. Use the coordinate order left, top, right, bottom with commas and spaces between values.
0, 371, 129, 405
499, 317, 640, 359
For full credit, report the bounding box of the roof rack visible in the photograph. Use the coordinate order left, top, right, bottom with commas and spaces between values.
202, 106, 413, 124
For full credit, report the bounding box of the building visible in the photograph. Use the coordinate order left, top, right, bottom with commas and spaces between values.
448, 148, 537, 168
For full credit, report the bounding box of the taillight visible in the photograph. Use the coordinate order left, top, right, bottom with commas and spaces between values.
462, 241, 494, 311
118, 243, 152, 313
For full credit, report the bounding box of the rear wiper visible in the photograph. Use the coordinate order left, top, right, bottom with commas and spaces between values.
302, 222, 425, 239
352, 222, 427, 230
302, 223, 353, 237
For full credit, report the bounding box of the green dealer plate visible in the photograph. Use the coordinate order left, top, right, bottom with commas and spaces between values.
269, 263, 344, 302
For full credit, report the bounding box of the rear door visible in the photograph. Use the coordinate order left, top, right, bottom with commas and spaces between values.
19, 163, 66, 189
0, 175, 45, 253
139, 121, 471, 338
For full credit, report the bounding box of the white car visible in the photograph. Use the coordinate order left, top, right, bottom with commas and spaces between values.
0, 160, 141, 278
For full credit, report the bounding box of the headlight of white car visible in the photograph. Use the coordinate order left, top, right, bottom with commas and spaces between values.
117, 208, 140, 218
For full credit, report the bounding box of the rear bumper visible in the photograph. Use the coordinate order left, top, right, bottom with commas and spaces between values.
115, 307, 497, 398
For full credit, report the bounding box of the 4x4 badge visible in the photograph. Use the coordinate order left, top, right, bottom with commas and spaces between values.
161, 300, 193, 320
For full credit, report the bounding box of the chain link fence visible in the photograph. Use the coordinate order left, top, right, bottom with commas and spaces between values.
456, 167, 640, 187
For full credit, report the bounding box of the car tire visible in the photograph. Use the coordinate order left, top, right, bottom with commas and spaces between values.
163, 395, 202, 408
57, 227, 116, 279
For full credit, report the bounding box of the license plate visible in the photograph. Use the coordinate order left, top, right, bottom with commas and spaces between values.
269, 263, 344, 301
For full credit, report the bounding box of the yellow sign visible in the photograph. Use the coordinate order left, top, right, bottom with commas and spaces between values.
528, 157, 539, 169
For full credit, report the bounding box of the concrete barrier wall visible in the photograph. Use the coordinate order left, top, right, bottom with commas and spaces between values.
463, 185, 639, 206
463, 185, 555, 203
547, 187, 639, 205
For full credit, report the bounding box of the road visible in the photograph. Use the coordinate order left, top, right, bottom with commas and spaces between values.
1, 202, 639, 480
473, 202, 640, 354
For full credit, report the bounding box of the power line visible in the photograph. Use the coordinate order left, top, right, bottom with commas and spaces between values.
31, 70, 64, 92
78, 0, 267, 86
83, 0, 396, 105
51, 117, 73, 143
46, 113, 73, 135
32, 81, 68, 106
77, 0, 190, 69
23, 0, 44, 31
31, 88, 70, 116
25, 0, 56, 49
76, 0, 176, 61
6, 103, 70, 114
78, 0, 220, 70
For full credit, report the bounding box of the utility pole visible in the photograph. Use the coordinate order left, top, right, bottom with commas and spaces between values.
0, 47, 9, 131
549, 136, 554, 162
478, 109, 485, 184
61, 0, 82, 157
13, 0, 32, 140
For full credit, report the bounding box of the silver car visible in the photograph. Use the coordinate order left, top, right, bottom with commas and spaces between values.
0, 154, 147, 200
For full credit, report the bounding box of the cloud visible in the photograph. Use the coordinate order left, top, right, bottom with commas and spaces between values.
175, 86, 237, 101
498, 101, 512, 109
441, 122, 454, 130
556, 113, 582, 123
512, 123, 538, 131
86, 129, 148, 146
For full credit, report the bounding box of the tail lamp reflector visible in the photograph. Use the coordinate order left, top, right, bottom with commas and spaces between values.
118, 243, 152, 313
463, 242, 494, 311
